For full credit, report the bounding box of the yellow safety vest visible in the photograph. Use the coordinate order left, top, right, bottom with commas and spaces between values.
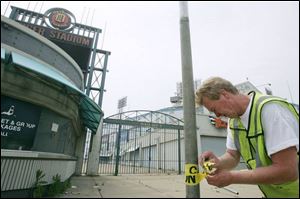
229, 91, 299, 198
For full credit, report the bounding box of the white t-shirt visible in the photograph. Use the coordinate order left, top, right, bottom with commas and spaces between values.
226, 95, 299, 157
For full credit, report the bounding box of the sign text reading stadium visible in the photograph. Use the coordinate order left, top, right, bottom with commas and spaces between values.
22, 23, 93, 48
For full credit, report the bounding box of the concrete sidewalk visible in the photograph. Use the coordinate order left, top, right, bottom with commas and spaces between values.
56, 174, 263, 198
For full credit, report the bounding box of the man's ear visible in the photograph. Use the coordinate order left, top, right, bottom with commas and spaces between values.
220, 89, 229, 98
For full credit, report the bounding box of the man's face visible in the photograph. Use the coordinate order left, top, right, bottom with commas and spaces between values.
202, 92, 239, 118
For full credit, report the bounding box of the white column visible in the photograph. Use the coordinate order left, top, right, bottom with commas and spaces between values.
86, 118, 103, 175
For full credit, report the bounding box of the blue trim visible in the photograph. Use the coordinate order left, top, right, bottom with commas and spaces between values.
12, 51, 80, 92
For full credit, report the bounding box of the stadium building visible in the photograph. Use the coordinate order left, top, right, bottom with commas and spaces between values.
1, 6, 110, 197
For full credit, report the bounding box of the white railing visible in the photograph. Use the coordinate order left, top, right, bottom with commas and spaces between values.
1, 149, 77, 191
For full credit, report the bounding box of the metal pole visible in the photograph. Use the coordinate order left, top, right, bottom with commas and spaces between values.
86, 29, 100, 96
133, 127, 137, 174
148, 128, 151, 173
114, 113, 122, 176
114, 123, 121, 176
179, 1, 200, 198
178, 129, 182, 175
287, 81, 294, 103
222, 187, 239, 195
98, 51, 110, 108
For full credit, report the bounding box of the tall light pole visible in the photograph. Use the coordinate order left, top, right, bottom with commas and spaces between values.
179, 2, 200, 198
286, 81, 294, 103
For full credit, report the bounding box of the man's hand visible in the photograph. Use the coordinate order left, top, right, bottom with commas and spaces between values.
206, 170, 233, 187
199, 151, 220, 170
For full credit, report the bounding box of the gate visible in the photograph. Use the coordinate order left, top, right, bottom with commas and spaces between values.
99, 110, 184, 175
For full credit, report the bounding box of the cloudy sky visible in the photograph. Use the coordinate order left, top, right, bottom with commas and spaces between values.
2, 1, 299, 117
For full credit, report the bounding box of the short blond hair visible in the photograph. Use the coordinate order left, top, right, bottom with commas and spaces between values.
195, 77, 239, 105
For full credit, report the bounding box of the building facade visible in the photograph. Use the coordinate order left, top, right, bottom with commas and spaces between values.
1, 6, 108, 197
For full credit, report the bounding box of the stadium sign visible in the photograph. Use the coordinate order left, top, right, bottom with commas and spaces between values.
21, 23, 92, 48
44, 8, 76, 31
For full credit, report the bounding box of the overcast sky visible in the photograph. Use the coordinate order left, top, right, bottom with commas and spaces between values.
2, 1, 299, 117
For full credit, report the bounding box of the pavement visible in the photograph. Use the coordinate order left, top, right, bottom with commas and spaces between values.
56, 174, 264, 198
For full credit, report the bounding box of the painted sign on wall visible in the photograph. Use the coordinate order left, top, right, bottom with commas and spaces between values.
1, 96, 41, 150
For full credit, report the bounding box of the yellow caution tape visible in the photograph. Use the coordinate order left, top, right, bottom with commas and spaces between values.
202, 161, 216, 174
185, 161, 215, 185
184, 164, 208, 185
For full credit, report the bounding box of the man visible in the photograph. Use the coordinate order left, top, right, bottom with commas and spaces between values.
195, 77, 299, 198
